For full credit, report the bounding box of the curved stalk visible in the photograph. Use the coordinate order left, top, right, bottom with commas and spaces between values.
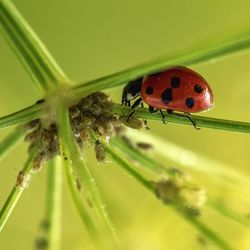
56, 104, 119, 248
113, 105, 250, 134
71, 30, 250, 99
104, 142, 234, 250
0, 103, 44, 130
46, 158, 62, 250
0, 0, 70, 91
0, 126, 25, 163
0, 141, 40, 231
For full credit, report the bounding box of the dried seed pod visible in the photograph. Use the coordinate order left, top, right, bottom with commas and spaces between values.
33, 153, 45, 172
136, 142, 153, 150
94, 140, 106, 163
35, 237, 48, 250
16, 170, 25, 187
78, 96, 93, 110
41, 130, 51, 149
154, 179, 181, 204
153, 178, 206, 216
121, 135, 133, 146
40, 219, 50, 231
179, 187, 206, 215
119, 116, 144, 129
69, 106, 81, 119
25, 130, 39, 142
86, 198, 93, 208
92, 91, 110, 103
80, 129, 89, 142
83, 112, 95, 127
24, 119, 41, 131
89, 103, 102, 115
76, 179, 82, 191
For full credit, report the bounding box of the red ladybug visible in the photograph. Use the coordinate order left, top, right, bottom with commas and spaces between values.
122, 66, 214, 129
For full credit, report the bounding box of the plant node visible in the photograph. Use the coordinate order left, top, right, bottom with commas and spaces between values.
24, 92, 145, 166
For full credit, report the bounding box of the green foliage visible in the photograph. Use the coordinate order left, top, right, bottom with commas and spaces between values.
0, 1, 250, 250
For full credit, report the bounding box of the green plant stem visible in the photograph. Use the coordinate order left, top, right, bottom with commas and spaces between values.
0, 10, 48, 92
63, 152, 99, 239
207, 196, 250, 229
113, 104, 250, 134
46, 157, 62, 250
111, 136, 250, 231
71, 31, 250, 99
104, 142, 154, 192
127, 129, 250, 188
110, 137, 172, 176
0, 102, 44, 130
1, 100, 250, 135
56, 104, 119, 247
0, 142, 39, 231
0, 126, 25, 163
0, 0, 69, 91
105, 142, 234, 250
182, 214, 234, 250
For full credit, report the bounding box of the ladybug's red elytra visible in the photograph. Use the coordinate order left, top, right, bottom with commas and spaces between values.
121, 66, 214, 129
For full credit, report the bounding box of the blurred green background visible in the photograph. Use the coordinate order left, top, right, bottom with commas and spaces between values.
0, 0, 250, 249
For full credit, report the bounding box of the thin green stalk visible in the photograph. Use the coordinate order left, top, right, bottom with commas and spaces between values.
0, 126, 25, 163
56, 104, 119, 247
0, 141, 39, 231
207, 196, 250, 229
182, 213, 234, 250
0, 102, 44, 130
126, 129, 250, 187
113, 104, 250, 134
1, 99, 250, 135
71, 30, 250, 99
110, 137, 172, 176
111, 136, 250, 231
0, 11, 48, 92
0, 0, 70, 91
104, 142, 234, 250
46, 157, 62, 250
104, 142, 154, 192
63, 147, 99, 239
113, 137, 250, 228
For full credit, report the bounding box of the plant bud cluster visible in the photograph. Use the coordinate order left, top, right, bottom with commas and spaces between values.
153, 177, 206, 216
24, 92, 145, 169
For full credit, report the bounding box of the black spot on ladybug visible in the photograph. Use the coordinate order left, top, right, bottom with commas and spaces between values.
145, 86, 154, 95
171, 77, 180, 88
185, 97, 195, 108
161, 88, 173, 104
194, 84, 203, 93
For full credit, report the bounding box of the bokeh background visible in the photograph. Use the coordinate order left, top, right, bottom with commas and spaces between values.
0, 0, 250, 249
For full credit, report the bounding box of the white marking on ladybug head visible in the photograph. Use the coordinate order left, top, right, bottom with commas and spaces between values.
127, 93, 135, 101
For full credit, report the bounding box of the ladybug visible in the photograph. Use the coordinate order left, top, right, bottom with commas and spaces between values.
121, 66, 214, 129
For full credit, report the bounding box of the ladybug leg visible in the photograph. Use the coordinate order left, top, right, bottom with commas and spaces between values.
141, 103, 149, 129
184, 112, 201, 130
149, 106, 166, 124
149, 106, 158, 113
131, 97, 142, 110
126, 98, 142, 122
160, 110, 167, 124
167, 110, 200, 130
